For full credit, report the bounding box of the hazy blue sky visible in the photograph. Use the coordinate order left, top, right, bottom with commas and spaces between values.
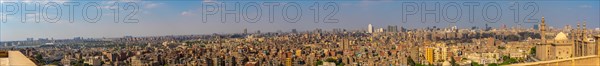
1, 0, 599, 41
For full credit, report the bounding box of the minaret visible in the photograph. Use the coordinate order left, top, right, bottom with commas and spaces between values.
577, 22, 580, 41
581, 21, 587, 40
538, 17, 548, 60
583, 21, 588, 56
541, 17, 546, 44
576, 22, 581, 56
571, 22, 576, 57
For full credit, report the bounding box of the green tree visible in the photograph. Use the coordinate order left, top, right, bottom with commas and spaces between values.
501, 55, 510, 60
500, 55, 518, 65
530, 47, 536, 55
337, 63, 345, 66
408, 57, 416, 66
488, 63, 499, 66
450, 57, 458, 66
324, 58, 343, 65
325, 58, 336, 62
34, 54, 45, 64
316, 60, 323, 66
470, 62, 482, 66
497, 46, 506, 50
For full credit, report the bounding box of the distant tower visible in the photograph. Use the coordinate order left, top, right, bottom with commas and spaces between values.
243, 28, 248, 34
291, 29, 297, 33
368, 24, 373, 33
387, 25, 398, 32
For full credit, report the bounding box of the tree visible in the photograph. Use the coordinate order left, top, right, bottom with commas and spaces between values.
497, 46, 506, 50
450, 57, 458, 66
34, 54, 45, 64
316, 60, 323, 66
324, 58, 343, 65
325, 58, 336, 62
501, 55, 518, 65
408, 57, 416, 66
502, 56, 510, 60
488, 63, 499, 66
470, 62, 482, 66
530, 47, 536, 55
336, 63, 345, 66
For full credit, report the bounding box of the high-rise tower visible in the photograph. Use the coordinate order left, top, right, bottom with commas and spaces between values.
243, 28, 248, 34
368, 24, 373, 33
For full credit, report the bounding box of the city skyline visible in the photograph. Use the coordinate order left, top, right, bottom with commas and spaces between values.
1, 0, 599, 41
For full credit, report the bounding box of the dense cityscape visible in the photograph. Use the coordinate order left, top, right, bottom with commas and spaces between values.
1, 17, 599, 66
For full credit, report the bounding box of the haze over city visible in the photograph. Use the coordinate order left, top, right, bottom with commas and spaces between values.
1, 0, 598, 41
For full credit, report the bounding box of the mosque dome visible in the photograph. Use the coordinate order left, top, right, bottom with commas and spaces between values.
554, 32, 568, 40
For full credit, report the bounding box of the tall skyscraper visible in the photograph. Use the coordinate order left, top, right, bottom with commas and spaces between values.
387, 25, 398, 32
533, 24, 539, 30
26, 38, 34, 41
368, 24, 373, 33
243, 28, 248, 34
291, 29, 297, 33
425, 48, 434, 64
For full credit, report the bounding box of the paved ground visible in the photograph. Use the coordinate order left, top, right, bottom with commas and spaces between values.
0, 51, 36, 66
